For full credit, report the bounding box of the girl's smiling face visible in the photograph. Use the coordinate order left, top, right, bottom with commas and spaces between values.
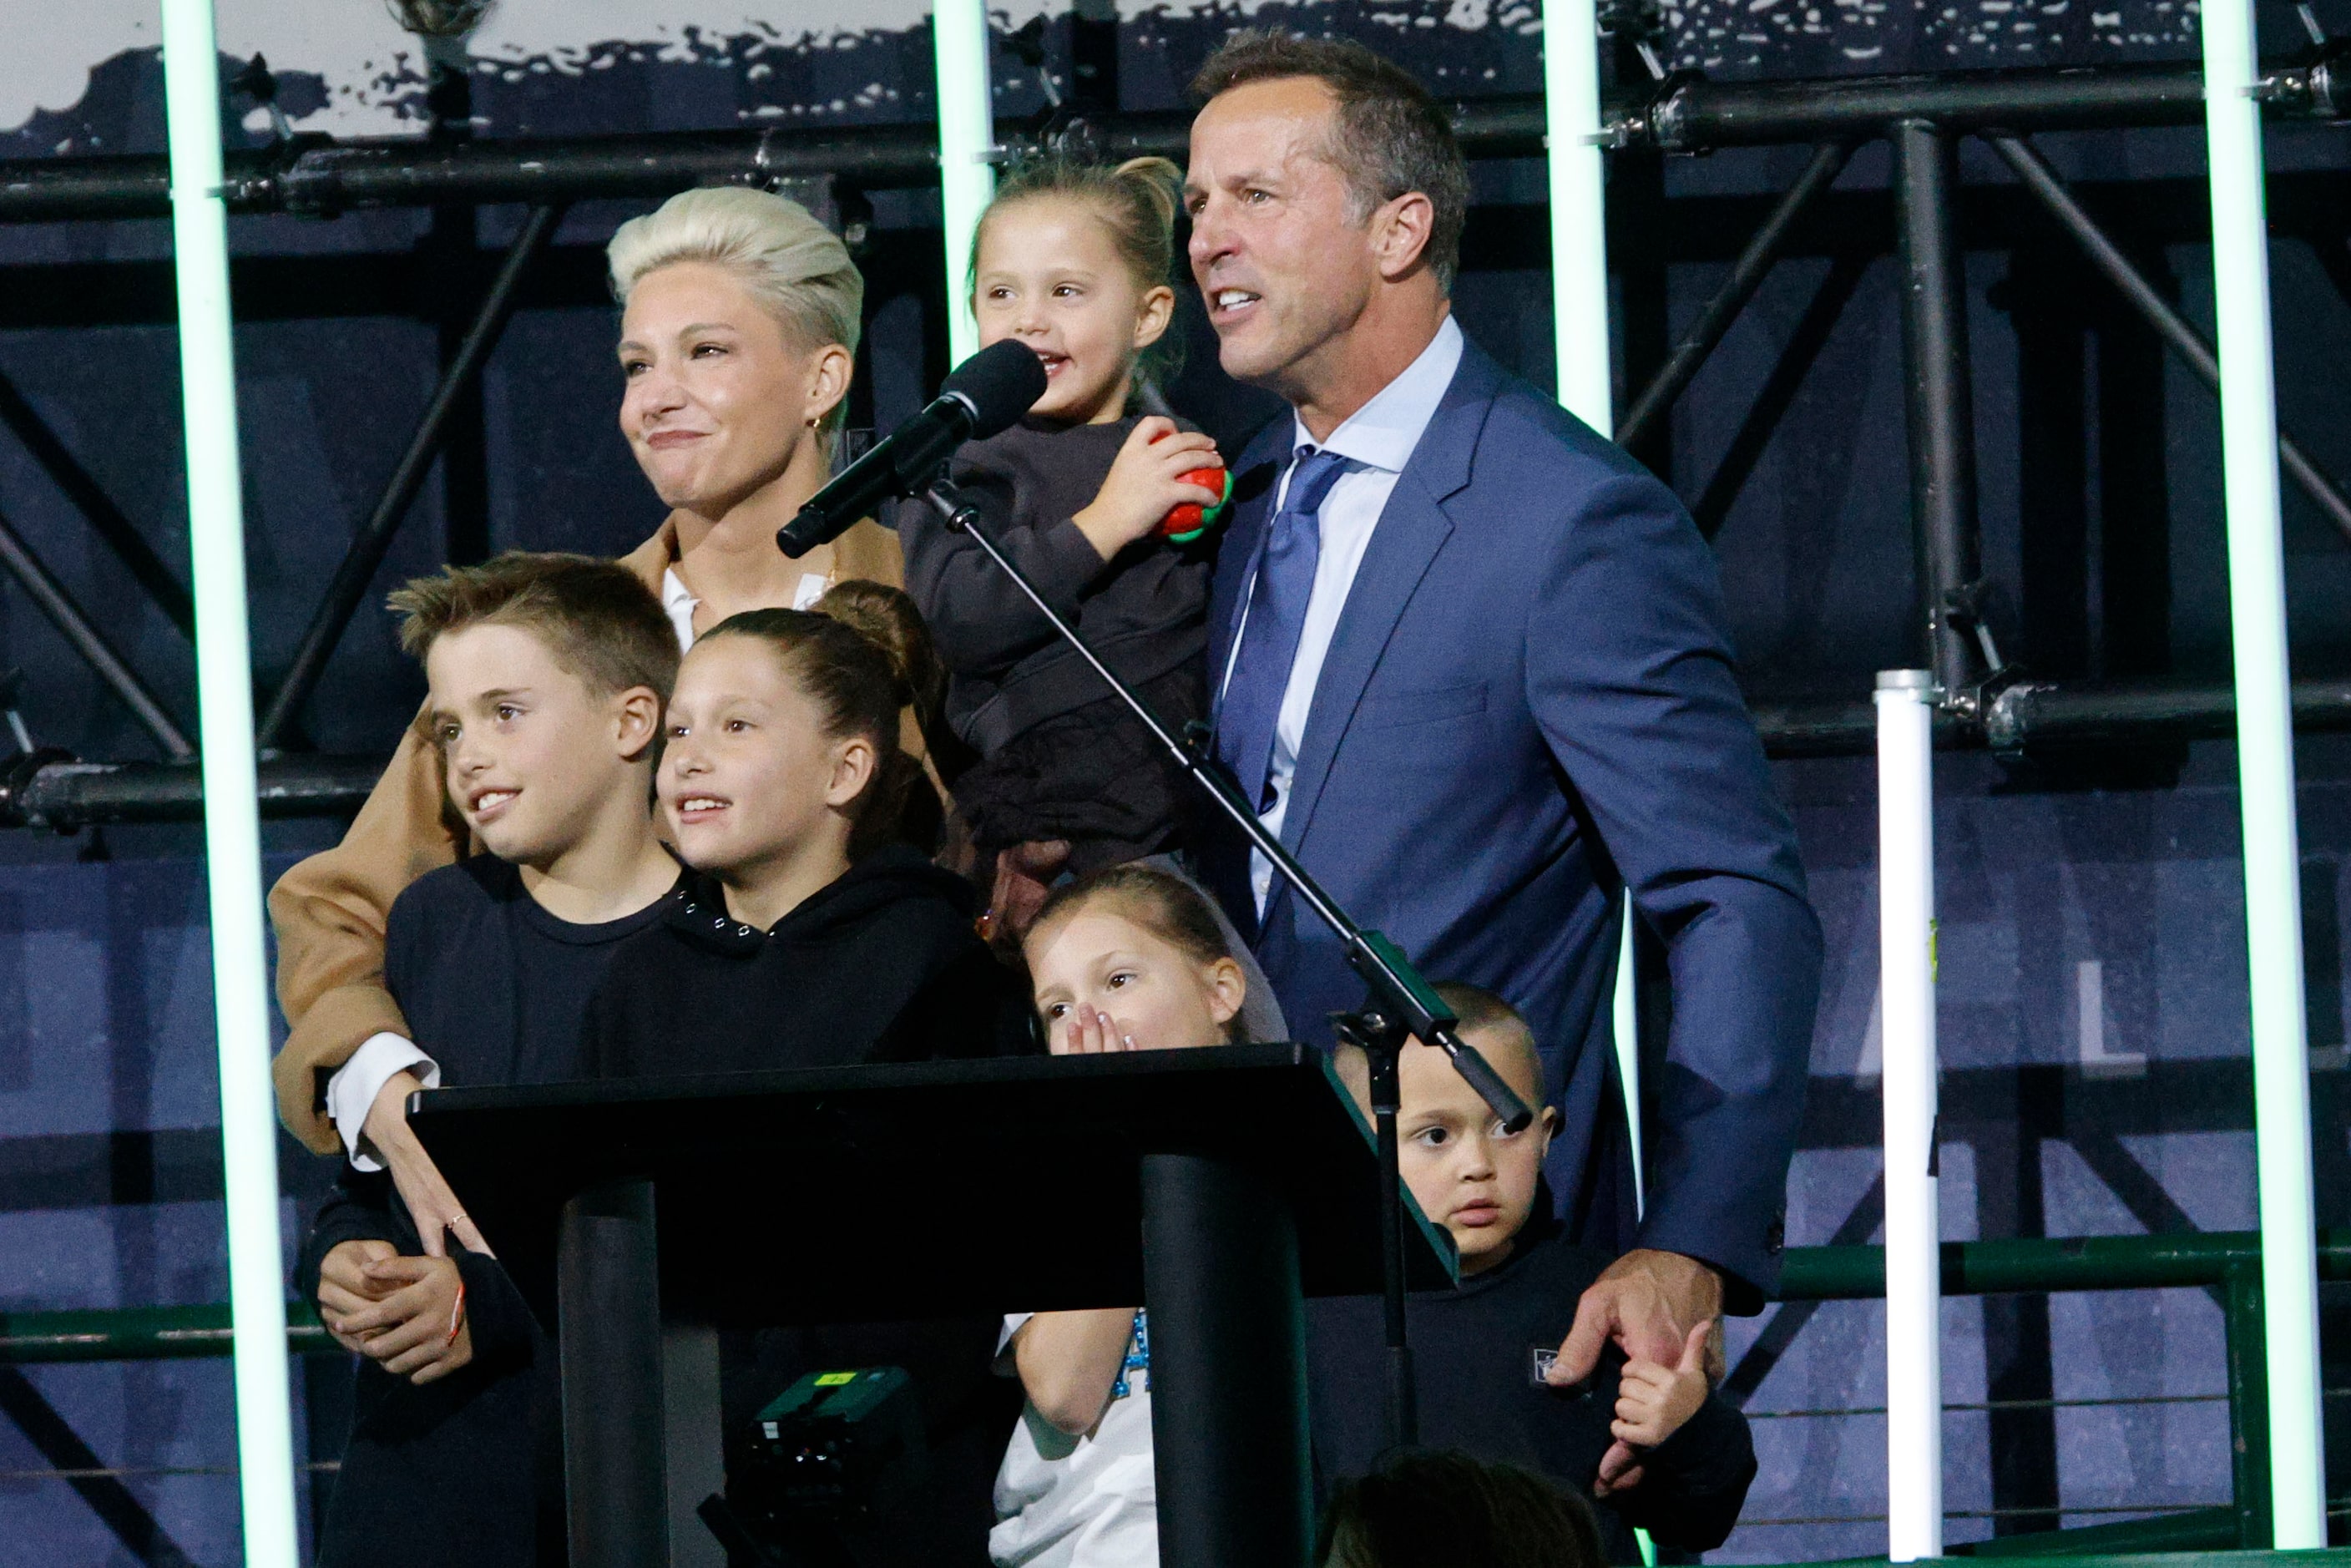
1026, 906, 1244, 1054
973, 197, 1176, 426
656, 635, 870, 882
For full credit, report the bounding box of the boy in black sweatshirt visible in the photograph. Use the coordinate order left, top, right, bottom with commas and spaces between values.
295, 553, 687, 1568
1311, 985, 1757, 1564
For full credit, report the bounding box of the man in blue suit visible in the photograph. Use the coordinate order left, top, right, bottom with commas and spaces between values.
1185, 33, 1823, 1415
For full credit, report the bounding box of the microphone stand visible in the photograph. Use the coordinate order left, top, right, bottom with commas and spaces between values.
917, 476, 1534, 1449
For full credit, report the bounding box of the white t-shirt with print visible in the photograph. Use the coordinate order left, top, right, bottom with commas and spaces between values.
989, 1312, 1157, 1568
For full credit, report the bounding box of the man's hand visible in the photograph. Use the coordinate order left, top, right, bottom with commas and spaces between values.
1548, 1248, 1725, 1383
317, 1239, 398, 1354
331, 1255, 475, 1384
1549, 1249, 1725, 1495
364, 1070, 491, 1259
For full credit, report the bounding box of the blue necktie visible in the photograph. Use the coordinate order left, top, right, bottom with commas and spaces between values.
1216, 447, 1352, 814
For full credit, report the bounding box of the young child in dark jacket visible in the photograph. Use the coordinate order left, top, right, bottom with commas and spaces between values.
296, 553, 687, 1568
1310, 986, 1757, 1564
898, 155, 1224, 932
579, 590, 1034, 1566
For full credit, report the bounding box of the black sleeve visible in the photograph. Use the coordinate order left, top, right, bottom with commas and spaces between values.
1601, 1393, 1757, 1551
293, 1166, 402, 1303
453, 1249, 543, 1371
897, 468, 1115, 679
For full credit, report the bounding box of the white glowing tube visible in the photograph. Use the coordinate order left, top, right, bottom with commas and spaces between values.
933, 0, 998, 365
1876, 669, 1941, 1561
1541, 0, 1638, 1195
1544, 0, 1613, 433
2200, 0, 2328, 1542
158, 0, 298, 1561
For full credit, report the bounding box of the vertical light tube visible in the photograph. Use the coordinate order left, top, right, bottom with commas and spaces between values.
2201, 0, 2327, 1542
933, 0, 997, 366
1544, 0, 1633, 1185
1876, 669, 1941, 1561
1544, 0, 1613, 432
158, 3, 298, 1563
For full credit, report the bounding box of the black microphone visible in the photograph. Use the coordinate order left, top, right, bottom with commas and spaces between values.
777, 338, 1049, 559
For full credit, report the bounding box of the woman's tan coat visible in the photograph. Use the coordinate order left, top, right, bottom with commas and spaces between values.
266, 517, 908, 1151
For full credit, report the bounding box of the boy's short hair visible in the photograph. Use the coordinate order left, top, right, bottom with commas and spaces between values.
1332, 982, 1543, 1107
389, 552, 679, 702
1428, 982, 1540, 1090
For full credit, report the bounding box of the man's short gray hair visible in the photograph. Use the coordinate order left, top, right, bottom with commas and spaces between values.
1191, 31, 1469, 292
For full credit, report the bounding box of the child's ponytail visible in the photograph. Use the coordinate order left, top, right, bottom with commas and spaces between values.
699, 583, 948, 858
968, 153, 1189, 389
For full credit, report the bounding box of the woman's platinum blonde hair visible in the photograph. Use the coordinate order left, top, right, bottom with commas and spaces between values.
608, 185, 865, 372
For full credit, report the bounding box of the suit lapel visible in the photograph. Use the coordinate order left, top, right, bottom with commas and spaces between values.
1279, 343, 1505, 853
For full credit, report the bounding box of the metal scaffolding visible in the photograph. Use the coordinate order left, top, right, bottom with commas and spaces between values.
0, 19, 2341, 1561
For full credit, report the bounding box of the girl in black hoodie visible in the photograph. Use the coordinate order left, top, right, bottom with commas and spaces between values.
581, 589, 1032, 1566
583, 589, 1027, 1075
899, 156, 1226, 934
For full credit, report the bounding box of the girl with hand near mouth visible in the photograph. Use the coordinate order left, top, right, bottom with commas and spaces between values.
899, 157, 1226, 943
990, 865, 1253, 1568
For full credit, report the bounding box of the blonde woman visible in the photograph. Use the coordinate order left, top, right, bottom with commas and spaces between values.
270, 188, 903, 1247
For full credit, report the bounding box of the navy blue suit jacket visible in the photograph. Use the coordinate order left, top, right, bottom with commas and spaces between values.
1202, 336, 1821, 1306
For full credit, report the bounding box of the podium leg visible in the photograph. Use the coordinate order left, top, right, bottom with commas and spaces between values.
559, 1179, 669, 1568
1140, 1151, 1312, 1568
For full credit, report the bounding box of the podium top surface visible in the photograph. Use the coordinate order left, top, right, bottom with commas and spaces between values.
411, 1044, 1457, 1321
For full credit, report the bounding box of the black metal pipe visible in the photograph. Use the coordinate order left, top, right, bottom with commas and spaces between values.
1640, 56, 2344, 150
255, 202, 563, 751
0, 508, 191, 758
1893, 119, 1984, 700
1986, 133, 2351, 548
3, 676, 2347, 827
0, 367, 196, 640
3, 59, 2343, 224
1618, 140, 1853, 453
0, 752, 386, 829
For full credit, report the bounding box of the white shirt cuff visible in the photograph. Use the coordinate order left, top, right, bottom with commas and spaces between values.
326, 1033, 441, 1171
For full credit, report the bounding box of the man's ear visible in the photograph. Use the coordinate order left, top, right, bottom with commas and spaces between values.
1536, 1102, 1563, 1154
825, 735, 878, 808
614, 686, 663, 761
1370, 190, 1436, 282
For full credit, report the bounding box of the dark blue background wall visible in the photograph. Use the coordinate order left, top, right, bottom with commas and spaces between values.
3, 1, 2349, 1560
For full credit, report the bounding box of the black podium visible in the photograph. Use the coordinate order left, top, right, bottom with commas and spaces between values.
409, 1044, 1455, 1568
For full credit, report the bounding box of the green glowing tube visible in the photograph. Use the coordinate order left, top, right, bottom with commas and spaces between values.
2201, 0, 2328, 1544
158, 0, 298, 1560
933, 0, 998, 365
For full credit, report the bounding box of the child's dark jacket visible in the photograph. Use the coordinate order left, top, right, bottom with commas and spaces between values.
580, 844, 1036, 1565
1305, 1219, 1757, 1563
897, 414, 1211, 867
579, 842, 1034, 1075
296, 854, 678, 1568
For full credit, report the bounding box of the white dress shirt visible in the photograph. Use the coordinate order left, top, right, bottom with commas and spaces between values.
324, 563, 829, 1166
1221, 315, 1465, 913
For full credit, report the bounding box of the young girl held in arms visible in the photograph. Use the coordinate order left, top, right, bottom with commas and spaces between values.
899, 158, 1226, 935
991, 865, 1252, 1567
